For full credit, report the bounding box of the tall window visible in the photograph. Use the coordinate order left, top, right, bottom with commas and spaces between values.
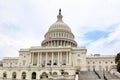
12, 72, 17, 79
3, 72, 7, 78
22, 72, 26, 79
32, 72, 36, 79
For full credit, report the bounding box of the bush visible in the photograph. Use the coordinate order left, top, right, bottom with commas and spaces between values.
115, 52, 120, 73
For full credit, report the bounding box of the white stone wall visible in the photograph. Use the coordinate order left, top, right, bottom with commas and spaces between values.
0, 47, 116, 79
86, 55, 115, 71
0, 47, 87, 79
3, 57, 18, 67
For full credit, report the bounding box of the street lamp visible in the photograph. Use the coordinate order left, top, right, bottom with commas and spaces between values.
49, 60, 53, 80
60, 62, 64, 80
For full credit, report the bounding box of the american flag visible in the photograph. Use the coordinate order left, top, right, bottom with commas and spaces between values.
46, 37, 52, 41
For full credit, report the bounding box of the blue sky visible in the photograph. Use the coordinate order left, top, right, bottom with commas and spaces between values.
0, 0, 120, 59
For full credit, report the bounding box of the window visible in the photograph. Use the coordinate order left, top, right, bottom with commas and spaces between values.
111, 61, 113, 64
99, 61, 101, 64
105, 62, 108, 64
88, 62, 90, 64
3, 72, 7, 78
78, 54, 80, 57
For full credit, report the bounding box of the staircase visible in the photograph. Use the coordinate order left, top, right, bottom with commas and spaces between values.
78, 71, 120, 80
78, 71, 100, 80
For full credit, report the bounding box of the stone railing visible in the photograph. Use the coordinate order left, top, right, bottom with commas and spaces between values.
0, 78, 75, 80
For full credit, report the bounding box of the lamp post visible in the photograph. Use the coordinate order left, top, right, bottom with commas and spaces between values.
60, 62, 64, 80
49, 60, 53, 80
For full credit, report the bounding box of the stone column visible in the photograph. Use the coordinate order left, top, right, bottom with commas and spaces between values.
51, 41, 52, 46
40, 52, 42, 66
60, 40, 61, 46
31, 52, 33, 65
37, 52, 39, 66
69, 51, 72, 65
33, 52, 35, 65
61, 52, 62, 65
52, 52, 53, 66
46, 52, 48, 66
66, 52, 68, 65
57, 40, 59, 46
58, 52, 60, 66
29, 53, 31, 65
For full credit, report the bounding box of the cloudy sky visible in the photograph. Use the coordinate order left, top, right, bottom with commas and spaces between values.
0, 0, 120, 59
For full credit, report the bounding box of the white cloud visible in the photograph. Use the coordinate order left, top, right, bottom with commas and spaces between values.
87, 25, 120, 55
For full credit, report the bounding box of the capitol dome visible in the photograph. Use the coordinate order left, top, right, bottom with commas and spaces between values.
41, 9, 77, 47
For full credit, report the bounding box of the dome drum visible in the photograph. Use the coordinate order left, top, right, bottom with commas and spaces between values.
41, 39, 77, 47
44, 31, 75, 40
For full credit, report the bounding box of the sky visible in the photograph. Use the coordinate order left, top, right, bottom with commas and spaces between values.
0, 0, 120, 60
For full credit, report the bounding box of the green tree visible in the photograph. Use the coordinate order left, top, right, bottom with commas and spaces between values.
115, 52, 120, 73
115, 52, 120, 63
117, 60, 120, 73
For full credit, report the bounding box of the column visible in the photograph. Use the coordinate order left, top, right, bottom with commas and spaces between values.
29, 53, 31, 65
51, 41, 52, 46
46, 52, 48, 66
40, 52, 42, 66
66, 52, 68, 65
58, 52, 60, 66
31, 52, 33, 65
48, 42, 49, 46
66, 41, 68, 46
53, 40, 55, 46
31, 53, 32, 65
69, 52, 72, 65
39, 52, 41, 65
57, 40, 59, 46
37, 52, 39, 66
33, 52, 35, 65
61, 40, 62, 46
61, 52, 62, 65
52, 52, 53, 66
64, 41, 65, 46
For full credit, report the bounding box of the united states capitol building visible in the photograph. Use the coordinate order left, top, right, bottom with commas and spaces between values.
0, 9, 117, 80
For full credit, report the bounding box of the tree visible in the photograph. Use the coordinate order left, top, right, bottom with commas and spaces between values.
115, 52, 120, 73
115, 52, 120, 63
117, 60, 120, 73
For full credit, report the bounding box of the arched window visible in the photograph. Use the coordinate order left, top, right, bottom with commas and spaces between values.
12, 72, 17, 79
32, 72, 36, 79
22, 72, 26, 79
41, 72, 48, 78
53, 72, 57, 76
3, 72, 7, 78
64, 72, 69, 76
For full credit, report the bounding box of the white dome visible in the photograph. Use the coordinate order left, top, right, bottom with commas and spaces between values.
48, 9, 71, 33
48, 21, 71, 32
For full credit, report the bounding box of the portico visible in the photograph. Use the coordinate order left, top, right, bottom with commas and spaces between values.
30, 50, 72, 67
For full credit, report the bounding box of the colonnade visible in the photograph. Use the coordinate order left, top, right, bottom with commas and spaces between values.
29, 51, 72, 67
42, 40, 76, 47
